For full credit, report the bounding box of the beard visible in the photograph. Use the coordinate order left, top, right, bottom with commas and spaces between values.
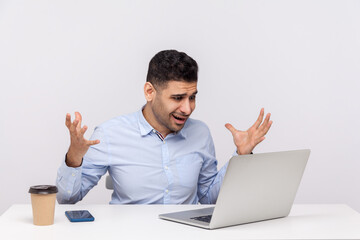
152, 100, 187, 134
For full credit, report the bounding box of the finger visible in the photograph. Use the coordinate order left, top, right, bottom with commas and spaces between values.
86, 139, 100, 146
72, 118, 79, 130
72, 112, 81, 130
258, 113, 271, 131
80, 125, 88, 135
65, 113, 71, 129
255, 136, 265, 146
251, 108, 265, 129
225, 123, 237, 135
75, 112, 82, 130
261, 120, 273, 136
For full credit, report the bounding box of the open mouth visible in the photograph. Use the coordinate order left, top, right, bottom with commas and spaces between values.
172, 114, 187, 124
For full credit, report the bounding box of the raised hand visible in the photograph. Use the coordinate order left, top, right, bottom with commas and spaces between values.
65, 112, 100, 167
225, 108, 272, 155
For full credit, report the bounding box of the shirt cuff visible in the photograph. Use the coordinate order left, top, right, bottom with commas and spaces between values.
232, 150, 253, 156
56, 156, 82, 202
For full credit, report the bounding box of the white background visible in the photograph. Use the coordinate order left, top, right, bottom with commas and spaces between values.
0, 0, 359, 215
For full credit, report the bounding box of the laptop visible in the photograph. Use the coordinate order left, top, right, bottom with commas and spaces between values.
159, 149, 310, 229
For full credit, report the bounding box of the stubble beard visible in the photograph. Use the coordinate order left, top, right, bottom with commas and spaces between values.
152, 104, 184, 134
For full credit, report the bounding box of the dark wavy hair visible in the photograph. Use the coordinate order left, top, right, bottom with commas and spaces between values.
146, 50, 198, 88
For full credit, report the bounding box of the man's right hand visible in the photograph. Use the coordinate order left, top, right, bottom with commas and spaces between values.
65, 112, 100, 167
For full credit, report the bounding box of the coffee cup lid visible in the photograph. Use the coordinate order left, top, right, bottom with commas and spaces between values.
29, 185, 58, 194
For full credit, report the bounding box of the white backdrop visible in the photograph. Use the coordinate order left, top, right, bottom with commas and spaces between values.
1, 0, 359, 215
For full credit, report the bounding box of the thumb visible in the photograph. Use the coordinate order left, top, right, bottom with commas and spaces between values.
225, 123, 237, 135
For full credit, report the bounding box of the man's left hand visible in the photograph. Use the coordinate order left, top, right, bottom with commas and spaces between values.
225, 108, 273, 155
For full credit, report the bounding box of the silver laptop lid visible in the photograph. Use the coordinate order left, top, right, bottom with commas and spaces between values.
210, 149, 310, 229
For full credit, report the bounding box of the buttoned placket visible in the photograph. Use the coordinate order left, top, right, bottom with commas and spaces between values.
152, 130, 173, 203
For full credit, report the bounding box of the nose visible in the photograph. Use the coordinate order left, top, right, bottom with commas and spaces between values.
179, 99, 192, 115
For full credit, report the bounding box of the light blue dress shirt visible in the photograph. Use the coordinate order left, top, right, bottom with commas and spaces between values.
56, 109, 229, 204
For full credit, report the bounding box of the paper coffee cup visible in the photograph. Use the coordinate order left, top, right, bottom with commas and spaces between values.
28, 185, 58, 226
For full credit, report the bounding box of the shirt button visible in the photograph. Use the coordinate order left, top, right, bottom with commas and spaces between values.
165, 189, 169, 193
67, 190, 71, 194
164, 166, 168, 170
152, 130, 156, 133
72, 173, 76, 177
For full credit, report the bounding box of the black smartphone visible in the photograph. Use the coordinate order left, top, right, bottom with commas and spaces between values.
65, 210, 95, 222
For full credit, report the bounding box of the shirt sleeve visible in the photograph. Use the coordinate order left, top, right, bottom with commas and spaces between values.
197, 141, 255, 204
56, 126, 109, 204
197, 131, 229, 204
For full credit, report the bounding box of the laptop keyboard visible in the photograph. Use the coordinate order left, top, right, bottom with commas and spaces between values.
191, 215, 212, 223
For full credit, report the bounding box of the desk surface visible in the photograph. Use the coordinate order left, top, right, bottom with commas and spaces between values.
1, 204, 360, 239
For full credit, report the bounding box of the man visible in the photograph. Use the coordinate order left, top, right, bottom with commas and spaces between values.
56, 50, 272, 204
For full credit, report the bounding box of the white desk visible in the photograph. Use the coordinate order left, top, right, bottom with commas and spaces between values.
1, 204, 360, 239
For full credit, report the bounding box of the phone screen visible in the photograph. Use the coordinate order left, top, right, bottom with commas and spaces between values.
65, 210, 95, 222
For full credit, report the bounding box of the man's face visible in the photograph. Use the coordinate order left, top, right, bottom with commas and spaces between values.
150, 80, 197, 134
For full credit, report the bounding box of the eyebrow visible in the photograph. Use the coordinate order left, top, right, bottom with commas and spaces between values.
171, 91, 198, 97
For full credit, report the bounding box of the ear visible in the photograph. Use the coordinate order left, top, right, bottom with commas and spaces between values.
144, 82, 156, 102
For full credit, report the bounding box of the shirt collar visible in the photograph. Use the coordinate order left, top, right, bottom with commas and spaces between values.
137, 108, 187, 139
138, 109, 154, 136
178, 121, 188, 139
